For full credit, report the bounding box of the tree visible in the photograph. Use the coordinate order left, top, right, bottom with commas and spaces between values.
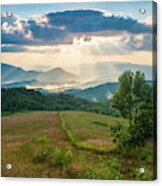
132, 71, 148, 125
112, 70, 134, 125
112, 70, 153, 147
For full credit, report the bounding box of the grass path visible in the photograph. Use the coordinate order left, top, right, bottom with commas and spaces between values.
59, 111, 115, 153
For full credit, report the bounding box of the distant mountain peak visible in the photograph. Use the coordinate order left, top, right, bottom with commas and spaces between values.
37, 67, 78, 83
1, 62, 40, 83
48, 67, 63, 72
53, 67, 64, 71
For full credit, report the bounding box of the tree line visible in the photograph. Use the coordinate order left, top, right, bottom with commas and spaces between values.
1, 87, 120, 117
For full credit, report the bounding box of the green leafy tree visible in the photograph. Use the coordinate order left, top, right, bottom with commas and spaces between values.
112, 70, 134, 125
112, 70, 153, 147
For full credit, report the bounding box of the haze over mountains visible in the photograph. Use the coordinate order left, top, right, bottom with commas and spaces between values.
37, 67, 77, 83
2, 63, 39, 83
2, 62, 152, 101
2, 63, 78, 86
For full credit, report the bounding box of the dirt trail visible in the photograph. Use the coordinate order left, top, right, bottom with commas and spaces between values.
45, 112, 73, 148
2, 112, 72, 149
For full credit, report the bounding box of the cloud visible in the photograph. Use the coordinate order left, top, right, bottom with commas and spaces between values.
25, 45, 61, 53
124, 34, 153, 51
1, 45, 26, 52
1, 9, 153, 53
46, 10, 151, 34
72, 33, 153, 55
1, 15, 33, 45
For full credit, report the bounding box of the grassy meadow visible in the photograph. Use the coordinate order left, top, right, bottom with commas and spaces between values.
1, 111, 155, 180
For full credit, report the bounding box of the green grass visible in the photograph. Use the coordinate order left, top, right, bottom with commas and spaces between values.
50, 148, 73, 168
1, 110, 38, 117
32, 135, 51, 144
1, 111, 155, 180
83, 157, 123, 180
60, 111, 128, 153
92, 121, 109, 127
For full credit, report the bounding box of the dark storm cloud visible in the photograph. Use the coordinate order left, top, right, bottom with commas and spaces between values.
27, 20, 70, 44
46, 10, 151, 34
1, 32, 31, 45
1, 9, 153, 52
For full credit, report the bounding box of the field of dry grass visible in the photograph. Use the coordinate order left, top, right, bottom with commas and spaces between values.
2, 112, 74, 178
61, 111, 128, 152
1, 111, 155, 180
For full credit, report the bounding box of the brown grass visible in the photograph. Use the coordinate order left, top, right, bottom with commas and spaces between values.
1, 111, 155, 180
2, 112, 73, 177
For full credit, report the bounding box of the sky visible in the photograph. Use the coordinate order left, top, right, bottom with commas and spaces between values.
1, 1, 155, 73
2, 1, 152, 20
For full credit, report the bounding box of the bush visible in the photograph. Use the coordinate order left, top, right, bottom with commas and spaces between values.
63, 150, 73, 165
33, 147, 50, 163
110, 121, 129, 151
50, 148, 73, 168
50, 148, 63, 167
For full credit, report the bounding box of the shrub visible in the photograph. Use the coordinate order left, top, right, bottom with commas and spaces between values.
50, 148, 73, 168
110, 121, 129, 151
63, 150, 73, 165
50, 148, 63, 167
33, 147, 50, 163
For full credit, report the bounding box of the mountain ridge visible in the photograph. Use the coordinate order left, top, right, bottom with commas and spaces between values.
1, 62, 153, 100
1, 63, 40, 83
1, 63, 78, 84
37, 67, 78, 83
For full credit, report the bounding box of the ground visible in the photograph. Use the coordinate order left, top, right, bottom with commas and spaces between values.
1, 111, 155, 180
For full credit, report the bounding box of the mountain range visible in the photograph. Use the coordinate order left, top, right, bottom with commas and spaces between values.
37, 67, 77, 83
2, 63, 78, 86
2, 63, 39, 83
63, 82, 119, 101
1, 62, 152, 101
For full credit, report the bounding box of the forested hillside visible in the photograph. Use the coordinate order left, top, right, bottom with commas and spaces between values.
1, 88, 120, 116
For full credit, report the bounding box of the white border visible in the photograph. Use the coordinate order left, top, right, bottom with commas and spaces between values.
0, 0, 153, 5
0, 1, 161, 186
